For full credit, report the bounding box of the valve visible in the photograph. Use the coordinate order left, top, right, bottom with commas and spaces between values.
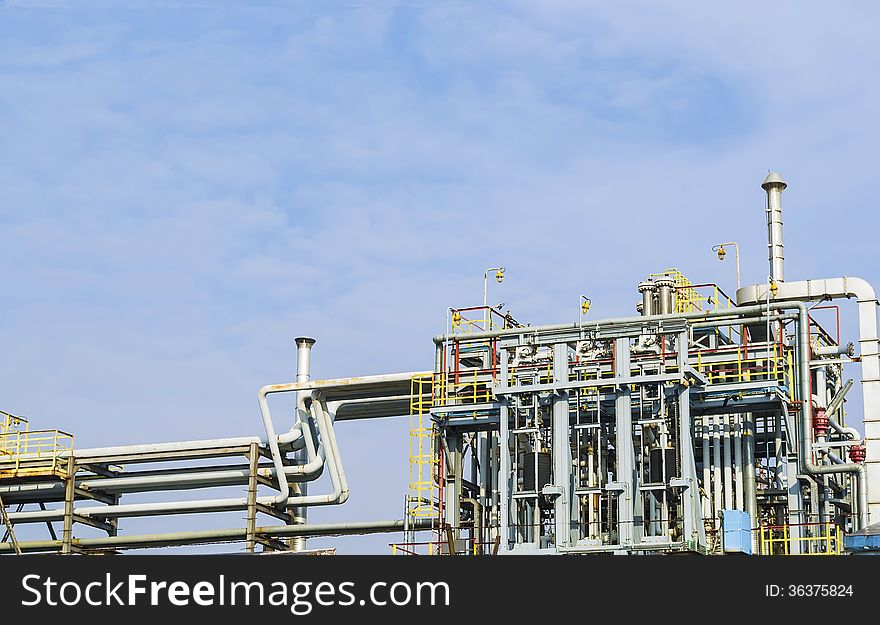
812, 408, 830, 437
849, 444, 866, 464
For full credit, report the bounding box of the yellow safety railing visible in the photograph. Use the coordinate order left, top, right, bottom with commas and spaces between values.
1, 411, 28, 446
0, 429, 74, 479
651, 269, 701, 313
451, 306, 520, 335
694, 343, 793, 391
407, 375, 438, 521
650, 269, 735, 314
758, 522, 843, 555
440, 369, 493, 406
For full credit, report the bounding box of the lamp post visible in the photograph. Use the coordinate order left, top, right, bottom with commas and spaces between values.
483, 267, 506, 308
712, 241, 741, 290
579, 295, 591, 326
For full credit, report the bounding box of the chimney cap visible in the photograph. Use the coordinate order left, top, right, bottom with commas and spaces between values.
295, 337, 316, 347
761, 171, 787, 191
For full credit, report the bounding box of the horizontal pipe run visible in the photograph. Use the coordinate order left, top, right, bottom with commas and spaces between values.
433, 303, 805, 345
0, 518, 434, 554
7, 401, 348, 523
67, 428, 304, 461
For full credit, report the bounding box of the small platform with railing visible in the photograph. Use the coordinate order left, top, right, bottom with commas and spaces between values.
758, 522, 843, 556
0, 411, 73, 481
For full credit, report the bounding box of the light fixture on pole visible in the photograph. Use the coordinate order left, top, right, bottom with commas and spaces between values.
579, 295, 591, 326
483, 266, 506, 308
711, 241, 741, 290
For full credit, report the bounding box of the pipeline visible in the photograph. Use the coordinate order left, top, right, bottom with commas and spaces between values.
7, 395, 347, 525
793, 302, 868, 530
0, 518, 433, 554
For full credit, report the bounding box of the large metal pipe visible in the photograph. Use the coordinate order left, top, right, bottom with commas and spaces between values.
712, 415, 722, 519
433, 302, 804, 345
762, 171, 787, 283
722, 416, 732, 509
743, 413, 757, 522
791, 302, 868, 529
638, 280, 657, 316
0, 518, 433, 554
737, 278, 879, 524
292, 336, 316, 551
702, 417, 712, 514
734, 415, 744, 511
60, 429, 304, 462
656, 276, 675, 315
8, 395, 349, 525
0, 393, 412, 501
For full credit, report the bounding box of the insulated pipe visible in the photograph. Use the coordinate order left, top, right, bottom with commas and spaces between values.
828, 417, 861, 442
0, 461, 313, 500
8, 397, 349, 525
762, 171, 787, 283
702, 417, 712, 514
826, 378, 854, 416
0, 518, 433, 554
813, 342, 855, 357
712, 416, 722, 519
63, 429, 305, 461
743, 413, 757, 522
292, 336, 316, 551
734, 415, 744, 511
774, 412, 784, 490
790, 303, 868, 530
722, 416, 733, 509
6, 372, 424, 524
4, 390, 450, 500
1, 394, 401, 499
692, 313, 798, 329
432, 302, 807, 345
736, 278, 879, 525
824, 379, 861, 441
2, 419, 324, 501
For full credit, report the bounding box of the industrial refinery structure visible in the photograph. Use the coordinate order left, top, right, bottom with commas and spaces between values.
1, 172, 878, 555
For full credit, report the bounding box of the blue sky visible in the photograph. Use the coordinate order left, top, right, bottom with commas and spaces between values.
2, 1, 878, 552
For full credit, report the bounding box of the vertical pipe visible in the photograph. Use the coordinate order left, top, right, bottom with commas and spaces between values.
638, 281, 657, 316
499, 351, 510, 551
743, 413, 757, 523
656, 277, 675, 315
588, 445, 595, 488
762, 171, 787, 283
702, 417, 712, 517
774, 412, 784, 491
723, 416, 733, 510
291, 336, 315, 552
712, 415, 722, 521
734, 415, 744, 511
614, 339, 635, 547
552, 342, 572, 549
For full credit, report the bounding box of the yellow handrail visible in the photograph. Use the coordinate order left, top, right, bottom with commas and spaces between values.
758, 522, 842, 555
0, 429, 74, 479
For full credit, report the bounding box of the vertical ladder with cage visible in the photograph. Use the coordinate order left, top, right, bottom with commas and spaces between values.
406, 375, 440, 552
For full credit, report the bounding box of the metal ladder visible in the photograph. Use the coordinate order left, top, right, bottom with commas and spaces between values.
405, 375, 439, 551
0, 493, 22, 555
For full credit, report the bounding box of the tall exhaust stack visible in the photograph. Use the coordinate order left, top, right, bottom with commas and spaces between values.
291, 336, 316, 552
762, 171, 787, 283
